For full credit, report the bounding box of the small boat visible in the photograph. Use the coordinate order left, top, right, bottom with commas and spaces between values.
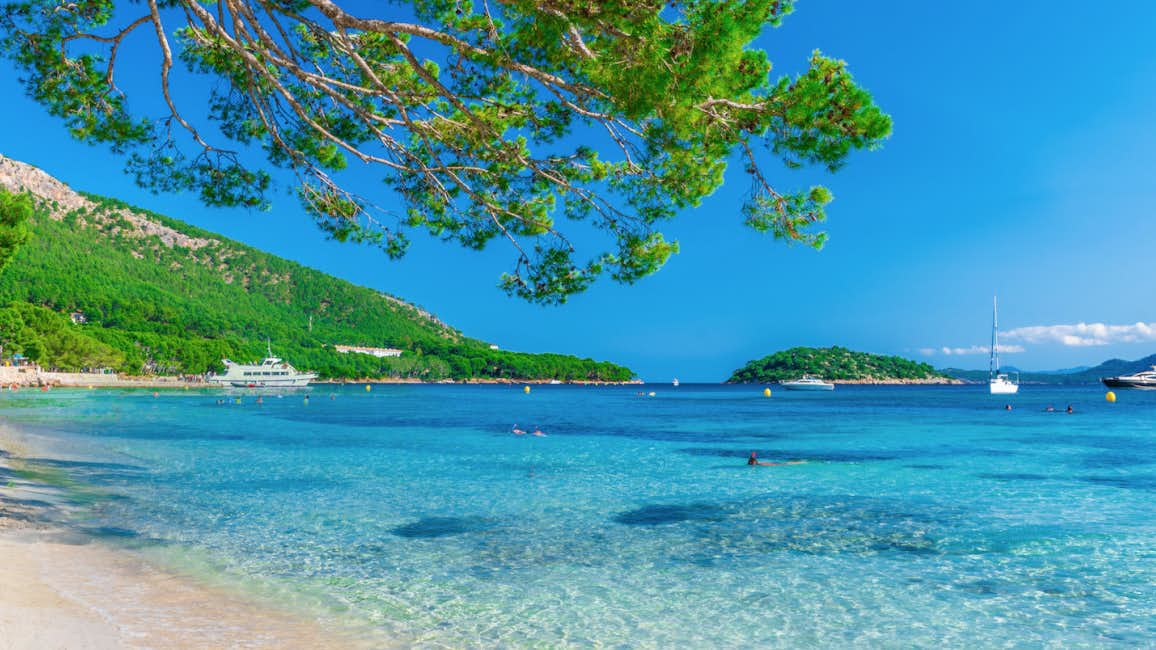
780, 376, 834, 391
672, 378, 680, 387
207, 341, 316, 388
1101, 366, 1156, 390
989, 296, 1019, 395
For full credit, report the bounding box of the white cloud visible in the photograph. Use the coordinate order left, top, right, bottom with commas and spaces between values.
1003, 322, 1156, 347
920, 344, 1023, 356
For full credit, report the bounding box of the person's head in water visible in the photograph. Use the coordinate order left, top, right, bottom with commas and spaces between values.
1005, 404, 1012, 411
748, 452, 758, 466
1066, 404, 1073, 413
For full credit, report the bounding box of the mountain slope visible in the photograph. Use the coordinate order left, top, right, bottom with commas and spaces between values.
0, 155, 633, 381
943, 354, 1156, 385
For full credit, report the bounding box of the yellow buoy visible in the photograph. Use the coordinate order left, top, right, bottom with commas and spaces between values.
764, 387, 772, 397
524, 385, 531, 394
365, 384, 372, 392
1106, 391, 1116, 403
648, 391, 656, 397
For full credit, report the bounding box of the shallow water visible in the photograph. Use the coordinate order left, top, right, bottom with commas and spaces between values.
2, 384, 1154, 647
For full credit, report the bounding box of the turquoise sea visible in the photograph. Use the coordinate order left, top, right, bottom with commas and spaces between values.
2, 384, 1154, 647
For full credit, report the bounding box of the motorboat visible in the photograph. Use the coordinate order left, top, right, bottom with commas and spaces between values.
207, 342, 316, 388
780, 376, 834, 391
1101, 366, 1156, 390
989, 296, 1019, 395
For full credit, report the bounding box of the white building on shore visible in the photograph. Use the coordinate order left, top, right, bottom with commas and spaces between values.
333, 345, 403, 358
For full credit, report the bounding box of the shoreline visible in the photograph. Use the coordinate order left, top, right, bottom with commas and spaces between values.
1, 366, 642, 389
0, 432, 386, 649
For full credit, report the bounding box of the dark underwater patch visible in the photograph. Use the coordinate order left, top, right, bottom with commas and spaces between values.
391, 516, 493, 538
975, 472, 1052, 481
15, 457, 145, 485
955, 579, 1000, 596
1080, 475, 1156, 491
82, 525, 140, 538
19, 458, 143, 471
1079, 450, 1156, 469
613, 502, 727, 526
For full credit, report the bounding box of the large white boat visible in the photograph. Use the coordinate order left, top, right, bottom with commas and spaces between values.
780, 375, 835, 391
207, 344, 317, 388
989, 296, 1019, 395
1101, 366, 1156, 390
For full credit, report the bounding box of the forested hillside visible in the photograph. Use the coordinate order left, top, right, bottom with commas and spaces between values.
0, 157, 633, 382
727, 346, 953, 383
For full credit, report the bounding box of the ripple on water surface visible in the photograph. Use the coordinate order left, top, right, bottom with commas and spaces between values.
1, 384, 1154, 646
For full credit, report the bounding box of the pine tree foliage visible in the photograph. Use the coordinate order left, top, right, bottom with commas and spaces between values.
0, 0, 890, 302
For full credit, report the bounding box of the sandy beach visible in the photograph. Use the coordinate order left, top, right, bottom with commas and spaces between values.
0, 443, 383, 650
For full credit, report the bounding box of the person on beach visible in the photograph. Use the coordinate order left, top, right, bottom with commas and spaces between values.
512, 424, 527, 435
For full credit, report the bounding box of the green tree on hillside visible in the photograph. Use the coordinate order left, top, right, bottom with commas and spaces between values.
0, 188, 32, 271
1, 0, 890, 303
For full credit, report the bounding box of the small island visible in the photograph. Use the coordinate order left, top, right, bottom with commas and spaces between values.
726, 346, 960, 384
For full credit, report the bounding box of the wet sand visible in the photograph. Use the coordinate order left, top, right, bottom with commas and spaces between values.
0, 443, 387, 649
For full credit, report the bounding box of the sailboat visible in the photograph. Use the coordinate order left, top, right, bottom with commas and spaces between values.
989, 296, 1019, 395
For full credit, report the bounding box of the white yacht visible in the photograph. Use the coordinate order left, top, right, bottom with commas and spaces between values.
1101, 366, 1156, 390
780, 375, 835, 391
207, 343, 317, 388
989, 296, 1019, 395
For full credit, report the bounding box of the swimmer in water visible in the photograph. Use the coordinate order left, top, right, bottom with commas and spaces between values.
512, 424, 527, 435
748, 451, 804, 467
531, 426, 546, 437
1045, 405, 1055, 412
1004, 404, 1012, 411
1066, 404, 1074, 413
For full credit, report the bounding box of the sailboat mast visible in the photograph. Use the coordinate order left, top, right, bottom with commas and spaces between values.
990, 296, 999, 376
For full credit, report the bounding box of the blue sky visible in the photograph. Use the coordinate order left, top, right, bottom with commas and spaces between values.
3, 0, 1156, 381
